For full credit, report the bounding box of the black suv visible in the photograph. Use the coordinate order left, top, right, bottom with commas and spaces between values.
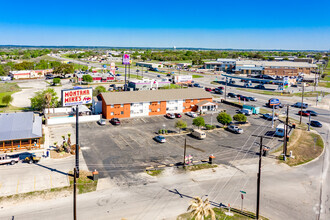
228, 93, 237, 98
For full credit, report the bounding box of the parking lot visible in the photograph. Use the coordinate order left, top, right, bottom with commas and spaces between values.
79, 105, 282, 184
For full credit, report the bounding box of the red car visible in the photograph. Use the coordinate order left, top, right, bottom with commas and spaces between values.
218, 86, 224, 90
110, 118, 121, 125
175, 113, 182, 118
298, 111, 310, 116
205, 87, 212, 92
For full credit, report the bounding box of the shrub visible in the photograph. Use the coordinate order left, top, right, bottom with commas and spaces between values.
158, 129, 168, 134
217, 112, 232, 125
193, 116, 205, 128
233, 113, 247, 122
205, 124, 216, 130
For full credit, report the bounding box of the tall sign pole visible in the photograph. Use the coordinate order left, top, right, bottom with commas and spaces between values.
224, 76, 227, 100
183, 138, 187, 168
76, 105, 79, 178
73, 167, 77, 220
300, 83, 304, 124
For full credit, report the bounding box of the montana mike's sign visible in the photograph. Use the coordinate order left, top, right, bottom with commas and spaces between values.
61, 88, 93, 106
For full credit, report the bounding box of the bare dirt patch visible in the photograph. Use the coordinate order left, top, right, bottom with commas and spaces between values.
50, 150, 73, 159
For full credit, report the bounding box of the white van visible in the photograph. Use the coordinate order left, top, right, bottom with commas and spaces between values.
191, 129, 206, 139
275, 124, 285, 137
239, 109, 252, 116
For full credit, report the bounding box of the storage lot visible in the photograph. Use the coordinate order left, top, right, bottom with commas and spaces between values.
79, 105, 281, 184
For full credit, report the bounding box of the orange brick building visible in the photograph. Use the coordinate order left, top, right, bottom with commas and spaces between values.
100, 88, 215, 119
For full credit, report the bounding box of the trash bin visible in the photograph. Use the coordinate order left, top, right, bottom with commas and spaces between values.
292, 123, 296, 129
209, 155, 215, 164
263, 147, 270, 156
92, 170, 99, 181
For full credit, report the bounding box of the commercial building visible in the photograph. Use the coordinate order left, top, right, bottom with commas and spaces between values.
264, 67, 298, 76
76, 73, 115, 83
0, 112, 42, 151
204, 59, 236, 72
233, 66, 264, 75
100, 88, 216, 119
236, 60, 317, 74
136, 62, 163, 69
9, 69, 53, 79
128, 79, 171, 91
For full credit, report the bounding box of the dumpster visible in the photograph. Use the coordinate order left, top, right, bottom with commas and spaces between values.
209, 155, 215, 164
92, 170, 99, 181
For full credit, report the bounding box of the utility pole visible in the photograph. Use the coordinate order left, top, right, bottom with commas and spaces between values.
183, 138, 187, 168
124, 64, 127, 91
73, 168, 77, 220
299, 83, 304, 124
252, 135, 272, 220
271, 105, 275, 128
308, 113, 311, 131
283, 105, 289, 159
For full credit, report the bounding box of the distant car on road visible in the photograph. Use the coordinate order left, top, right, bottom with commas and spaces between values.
193, 83, 201, 87
157, 75, 161, 77
154, 135, 166, 143
110, 118, 121, 125
247, 97, 257, 101
227, 125, 243, 134
214, 89, 223, 94
115, 74, 121, 76
254, 85, 265, 89
166, 113, 175, 119
310, 120, 322, 127
205, 87, 212, 92
293, 102, 308, 109
298, 111, 310, 116
175, 113, 182, 118
262, 113, 278, 121
240, 96, 250, 101
217, 86, 225, 90
306, 110, 318, 116
186, 112, 198, 118
228, 93, 237, 98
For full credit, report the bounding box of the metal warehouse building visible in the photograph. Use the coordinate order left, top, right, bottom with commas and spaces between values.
100, 88, 216, 119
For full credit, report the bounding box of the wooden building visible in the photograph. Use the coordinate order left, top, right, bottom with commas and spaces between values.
0, 112, 42, 151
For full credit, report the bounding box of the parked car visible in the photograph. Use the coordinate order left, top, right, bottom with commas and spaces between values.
227, 125, 243, 134
255, 85, 265, 89
310, 120, 322, 127
110, 118, 121, 125
23, 154, 41, 164
154, 135, 166, 143
240, 96, 250, 101
228, 93, 237, 98
186, 112, 198, 118
262, 113, 278, 121
214, 89, 223, 94
306, 110, 318, 116
115, 74, 121, 76
175, 113, 182, 118
193, 83, 201, 87
275, 124, 285, 137
205, 87, 213, 92
98, 119, 106, 126
238, 109, 252, 116
293, 102, 308, 109
298, 111, 310, 116
157, 75, 161, 77
217, 86, 224, 90
0, 154, 19, 165
236, 94, 243, 99
166, 113, 175, 119
191, 129, 206, 139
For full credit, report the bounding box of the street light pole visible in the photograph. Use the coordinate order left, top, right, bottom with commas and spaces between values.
299, 83, 305, 124
224, 76, 227, 100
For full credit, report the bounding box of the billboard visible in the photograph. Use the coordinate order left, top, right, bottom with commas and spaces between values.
283, 77, 289, 89
174, 75, 193, 84
122, 54, 130, 65
110, 62, 116, 75
269, 98, 280, 106
61, 88, 93, 107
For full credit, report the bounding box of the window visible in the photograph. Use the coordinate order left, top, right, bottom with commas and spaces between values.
175, 107, 178, 110
183, 106, 185, 109
121, 111, 124, 115
166, 107, 169, 111
149, 109, 151, 112
157, 108, 160, 112
111, 105, 114, 108
121, 104, 124, 107
130, 110, 134, 114
111, 112, 114, 115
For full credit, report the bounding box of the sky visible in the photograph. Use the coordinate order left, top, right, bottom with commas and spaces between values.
0, 0, 329, 50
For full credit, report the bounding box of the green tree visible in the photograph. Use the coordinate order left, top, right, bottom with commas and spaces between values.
93, 86, 106, 96
192, 116, 205, 129
187, 197, 215, 220
233, 113, 247, 122
53, 78, 61, 85
175, 119, 187, 133
53, 63, 74, 75
2, 94, 13, 106
217, 112, 232, 125
30, 88, 59, 111
82, 74, 93, 84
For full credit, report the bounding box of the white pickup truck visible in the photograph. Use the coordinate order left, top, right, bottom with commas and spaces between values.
0, 154, 19, 165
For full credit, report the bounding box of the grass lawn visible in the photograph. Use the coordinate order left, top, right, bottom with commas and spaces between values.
318, 81, 330, 88
278, 126, 324, 166
184, 163, 217, 171
129, 74, 143, 80
192, 75, 204, 78
0, 82, 21, 108
237, 88, 329, 97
